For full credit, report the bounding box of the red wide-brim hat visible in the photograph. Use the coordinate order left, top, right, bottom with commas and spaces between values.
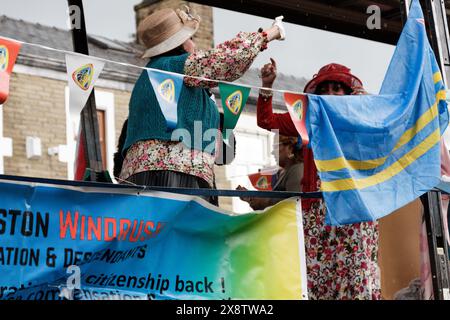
303, 63, 363, 94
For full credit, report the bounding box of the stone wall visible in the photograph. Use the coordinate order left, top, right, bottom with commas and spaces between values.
3, 73, 68, 179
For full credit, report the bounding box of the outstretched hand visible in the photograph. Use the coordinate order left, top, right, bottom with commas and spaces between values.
260, 58, 277, 88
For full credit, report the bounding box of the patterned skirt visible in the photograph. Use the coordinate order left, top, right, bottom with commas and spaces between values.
303, 199, 381, 300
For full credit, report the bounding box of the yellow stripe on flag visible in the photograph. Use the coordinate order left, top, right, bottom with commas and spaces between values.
321, 128, 441, 192
315, 89, 446, 172
433, 71, 442, 84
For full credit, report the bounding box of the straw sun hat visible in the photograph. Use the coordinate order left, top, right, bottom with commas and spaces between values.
138, 6, 201, 59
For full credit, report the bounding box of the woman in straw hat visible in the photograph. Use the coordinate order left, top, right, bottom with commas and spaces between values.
119, 7, 285, 204
256, 59, 380, 300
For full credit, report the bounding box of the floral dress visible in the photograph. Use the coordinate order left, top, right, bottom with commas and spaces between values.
256, 94, 381, 300
120, 32, 269, 185
304, 200, 380, 300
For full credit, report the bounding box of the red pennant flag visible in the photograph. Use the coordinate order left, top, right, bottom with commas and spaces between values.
0, 38, 22, 104
248, 172, 277, 191
74, 127, 87, 181
284, 93, 309, 146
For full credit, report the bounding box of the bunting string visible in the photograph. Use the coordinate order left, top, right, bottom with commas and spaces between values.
0, 35, 306, 96
0, 35, 311, 146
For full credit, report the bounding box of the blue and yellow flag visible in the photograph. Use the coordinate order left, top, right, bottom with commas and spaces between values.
307, 0, 449, 225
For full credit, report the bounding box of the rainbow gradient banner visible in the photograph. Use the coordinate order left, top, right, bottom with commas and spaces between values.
0, 177, 307, 300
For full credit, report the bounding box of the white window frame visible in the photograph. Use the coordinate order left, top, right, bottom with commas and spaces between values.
65, 88, 115, 180
95, 90, 116, 180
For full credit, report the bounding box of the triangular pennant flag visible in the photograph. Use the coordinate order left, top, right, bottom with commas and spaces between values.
65, 53, 105, 116
147, 69, 184, 130
284, 93, 309, 146
66, 54, 105, 181
219, 83, 251, 141
0, 37, 22, 104
249, 173, 273, 191
248, 167, 279, 191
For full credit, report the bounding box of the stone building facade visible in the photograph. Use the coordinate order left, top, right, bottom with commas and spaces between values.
0, 15, 143, 181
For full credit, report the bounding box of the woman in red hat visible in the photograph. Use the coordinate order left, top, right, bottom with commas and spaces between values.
256, 59, 380, 300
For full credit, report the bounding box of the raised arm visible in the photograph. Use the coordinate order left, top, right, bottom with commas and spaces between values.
183, 24, 282, 88
257, 58, 298, 136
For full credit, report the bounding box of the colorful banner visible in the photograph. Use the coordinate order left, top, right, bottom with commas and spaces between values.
65, 54, 105, 116
219, 83, 251, 141
0, 177, 307, 300
284, 93, 309, 146
0, 37, 22, 104
147, 70, 184, 130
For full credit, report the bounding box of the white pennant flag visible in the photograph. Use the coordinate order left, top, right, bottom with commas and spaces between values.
65, 53, 105, 115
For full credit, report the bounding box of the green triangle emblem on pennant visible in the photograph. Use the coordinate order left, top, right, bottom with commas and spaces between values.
219, 83, 251, 141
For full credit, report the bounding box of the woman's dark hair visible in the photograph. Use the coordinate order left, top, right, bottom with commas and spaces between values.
314, 80, 352, 95
113, 119, 128, 179
279, 135, 303, 163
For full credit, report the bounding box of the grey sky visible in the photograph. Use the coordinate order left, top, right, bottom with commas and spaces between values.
0, 0, 141, 41
214, 8, 395, 93
0, 0, 395, 92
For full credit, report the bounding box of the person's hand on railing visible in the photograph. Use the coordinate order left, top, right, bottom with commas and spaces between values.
236, 185, 252, 202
